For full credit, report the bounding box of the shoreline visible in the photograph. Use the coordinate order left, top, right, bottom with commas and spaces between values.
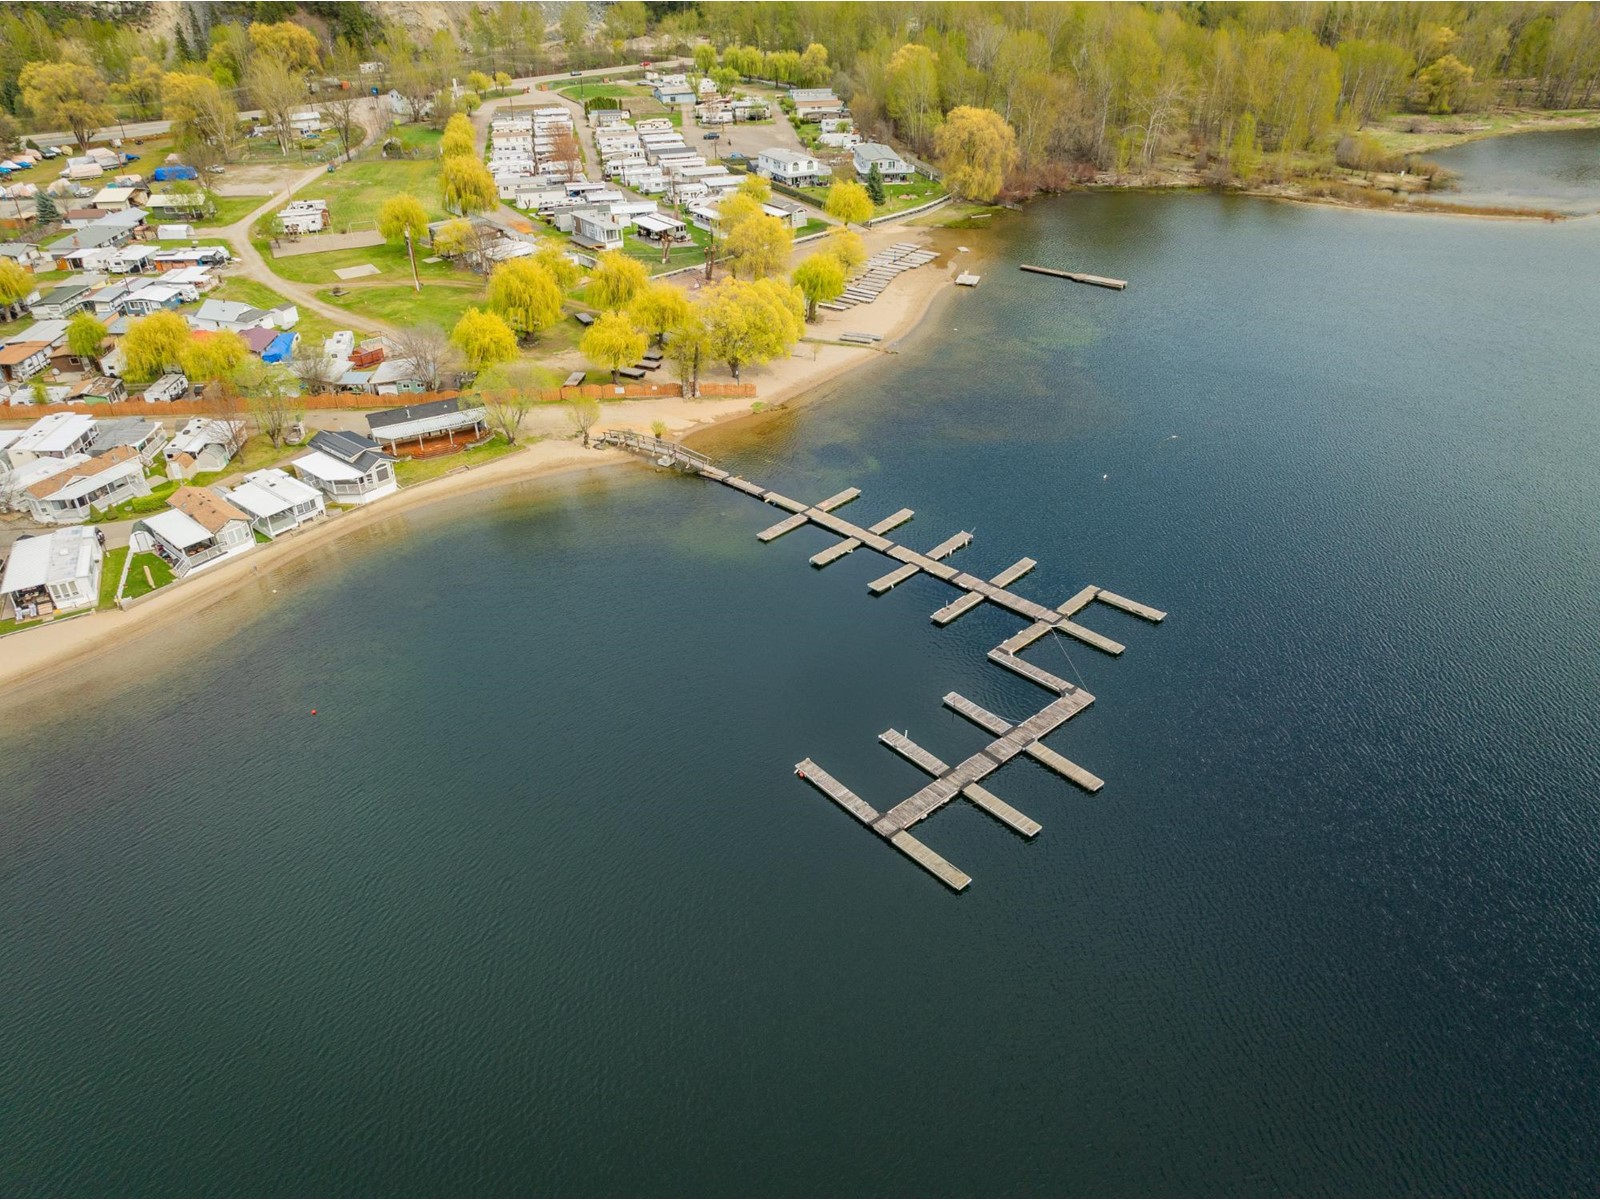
0, 224, 966, 695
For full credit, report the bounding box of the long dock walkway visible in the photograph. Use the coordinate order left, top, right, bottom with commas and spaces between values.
597, 431, 1168, 892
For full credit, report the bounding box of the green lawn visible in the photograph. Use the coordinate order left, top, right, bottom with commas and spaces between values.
320, 282, 485, 331
878, 177, 947, 214
190, 434, 299, 488
123, 552, 175, 600
192, 193, 272, 227
394, 434, 519, 485
796, 217, 830, 237
208, 278, 357, 342
98, 546, 128, 608
97, 479, 179, 520
0, 614, 45, 635
556, 82, 642, 102
388, 125, 442, 154
261, 239, 476, 288
288, 157, 450, 230
618, 221, 715, 275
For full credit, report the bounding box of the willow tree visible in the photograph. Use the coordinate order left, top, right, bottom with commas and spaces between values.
487, 258, 564, 341
934, 106, 1019, 203
441, 156, 497, 215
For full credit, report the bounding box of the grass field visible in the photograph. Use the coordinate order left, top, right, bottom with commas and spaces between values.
289, 157, 449, 230
556, 82, 642, 102
98, 547, 128, 608
878, 177, 947, 213
319, 282, 484, 331
261, 240, 476, 288
122, 552, 175, 600
192, 193, 272, 227
393, 434, 519, 485
98, 479, 179, 520
616, 222, 714, 274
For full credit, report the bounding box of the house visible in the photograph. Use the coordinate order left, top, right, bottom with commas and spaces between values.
324, 331, 356, 359
653, 75, 696, 105
292, 429, 398, 505
853, 142, 914, 181
123, 282, 192, 315
19, 445, 149, 523
92, 184, 144, 212
0, 242, 47, 270
133, 487, 255, 578
0, 340, 51, 383
28, 284, 95, 321
240, 327, 278, 356
789, 87, 839, 104
164, 416, 243, 478
276, 199, 330, 235
762, 197, 808, 229
88, 416, 167, 463
108, 244, 156, 274
572, 209, 624, 250
142, 372, 190, 403
67, 376, 128, 404
7, 412, 98, 463
0, 526, 103, 618
145, 192, 209, 220
152, 246, 230, 270
89, 281, 134, 317
192, 299, 275, 334
369, 358, 429, 395
632, 211, 688, 243
222, 467, 326, 538
367, 398, 487, 456
756, 148, 830, 187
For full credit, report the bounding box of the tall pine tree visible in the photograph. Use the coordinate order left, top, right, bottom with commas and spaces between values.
35, 193, 59, 224
865, 162, 886, 205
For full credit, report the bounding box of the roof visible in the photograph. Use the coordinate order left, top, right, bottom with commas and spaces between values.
27, 445, 142, 500
36, 284, 92, 306
88, 417, 160, 456
1, 526, 99, 594
0, 340, 49, 365
225, 468, 320, 519
368, 399, 486, 442
293, 448, 369, 482
14, 412, 96, 453
308, 428, 393, 472
195, 299, 267, 326
855, 142, 908, 163
759, 147, 815, 167
167, 485, 249, 533
789, 88, 838, 102
168, 416, 241, 455
141, 508, 213, 550
240, 327, 277, 353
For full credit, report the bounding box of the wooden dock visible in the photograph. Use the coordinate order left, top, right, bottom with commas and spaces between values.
595, 432, 1170, 892
1019, 263, 1128, 290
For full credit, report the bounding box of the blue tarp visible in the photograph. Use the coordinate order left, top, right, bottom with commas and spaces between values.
261, 332, 296, 363
151, 166, 198, 181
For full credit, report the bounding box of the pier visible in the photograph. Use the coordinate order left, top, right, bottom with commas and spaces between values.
597, 430, 1168, 891
1019, 263, 1128, 290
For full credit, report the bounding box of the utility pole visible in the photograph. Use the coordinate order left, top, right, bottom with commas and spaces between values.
404, 226, 421, 292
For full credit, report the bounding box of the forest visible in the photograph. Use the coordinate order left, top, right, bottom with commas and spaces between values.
1, 2, 1597, 196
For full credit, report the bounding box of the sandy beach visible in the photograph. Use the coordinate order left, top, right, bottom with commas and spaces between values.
0, 221, 971, 694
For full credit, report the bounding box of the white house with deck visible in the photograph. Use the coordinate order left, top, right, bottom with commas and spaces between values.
292, 430, 398, 505
132, 486, 255, 578
222, 468, 326, 538
853, 141, 914, 181
756, 148, 830, 187
164, 417, 244, 479
17, 445, 149, 523
1, 525, 103, 618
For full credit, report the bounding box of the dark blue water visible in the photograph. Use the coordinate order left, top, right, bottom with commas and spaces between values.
1430, 126, 1600, 212
4, 188, 1599, 1196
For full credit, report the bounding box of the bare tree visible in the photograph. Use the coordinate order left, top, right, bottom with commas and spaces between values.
290, 343, 339, 395
478, 360, 540, 445
248, 58, 306, 155
234, 361, 303, 448
390, 325, 462, 392
319, 91, 365, 161
566, 394, 601, 447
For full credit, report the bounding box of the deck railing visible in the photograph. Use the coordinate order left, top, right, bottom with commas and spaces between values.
598, 429, 714, 472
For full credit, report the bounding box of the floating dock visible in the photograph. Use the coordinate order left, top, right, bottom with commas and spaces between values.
1019, 263, 1128, 290
597, 429, 1169, 892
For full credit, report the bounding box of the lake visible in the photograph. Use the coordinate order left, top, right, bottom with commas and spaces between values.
3, 143, 1599, 1195
1428, 125, 1600, 212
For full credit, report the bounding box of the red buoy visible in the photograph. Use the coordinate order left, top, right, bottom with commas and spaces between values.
310, 709, 318, 716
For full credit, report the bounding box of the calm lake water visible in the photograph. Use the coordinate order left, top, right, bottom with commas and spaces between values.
4, 142, 1600, 1195
1429, 126, 1600, 212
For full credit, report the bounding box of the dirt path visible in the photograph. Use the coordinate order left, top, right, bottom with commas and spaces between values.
213, 98, 401, 340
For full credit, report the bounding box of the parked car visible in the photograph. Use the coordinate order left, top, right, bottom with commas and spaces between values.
40, 146, 59, 159
703, 132, 720, 140
569, 69, 582, 76
207, 165, 226, 174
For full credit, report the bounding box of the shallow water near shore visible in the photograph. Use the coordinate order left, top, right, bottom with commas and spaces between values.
4, 169, 1600, 1193
1428, 125, 1600, 213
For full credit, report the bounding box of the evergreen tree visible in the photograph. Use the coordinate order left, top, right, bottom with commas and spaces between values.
865, 162, 886, 206
35, 192, 58, 224
174, 25, 192, 62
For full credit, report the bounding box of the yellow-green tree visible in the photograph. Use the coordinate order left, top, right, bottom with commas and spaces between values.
467, 70, 494, 96
248, 21, 322, 71
180, 331, 250, 386
725, 213, 792, 280
590, 250, 648, 311
121, 311, 192, 381
441, 156, 497, 214
716, 192, 764, 234
884, 44, 941, 149
581, 311, 647, 383
377, 193, 430, 244
626, 280, 692, 345
19, 60, 111, 150
0, 259, 32, 320
535, 240, 581, 288
700, 277, 804, 380
441, 111, 477, 158
1413, 54, 1475, 114
933, 106, 1019, 203
1229, 113, 1261, 183
738, 173, 772, 202
451, 307, 519, 371
487, 258, 564, 341
824, 179, 873, 227
115, 57, 166, 121
791, 252, 845, 321
67, 312, 109, 371
821, 227, 866, 276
